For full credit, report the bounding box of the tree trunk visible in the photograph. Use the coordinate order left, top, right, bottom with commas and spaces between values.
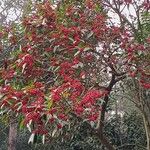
97, 133, 116, 150
97, 75, 117, 150
8, 115, 18, 150
134, 79, 150, 150
143, 111, 150, 150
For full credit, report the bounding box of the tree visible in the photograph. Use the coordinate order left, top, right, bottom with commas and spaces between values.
0, 0, 149, 150
102, 1, 150, 149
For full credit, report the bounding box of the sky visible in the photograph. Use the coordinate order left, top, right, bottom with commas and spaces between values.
0, 0, 139, 26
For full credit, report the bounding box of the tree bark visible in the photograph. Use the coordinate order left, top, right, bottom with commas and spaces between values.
143, 110, 150, 150
96, 75, 117, 150
96, 133, 116, 150
8, 115, 18, 150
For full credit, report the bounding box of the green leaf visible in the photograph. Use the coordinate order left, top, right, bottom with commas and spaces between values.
42, 135, 46, 144
19, 119, 25, 130
47, 100, 53, 109
28, 133, 35, 144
